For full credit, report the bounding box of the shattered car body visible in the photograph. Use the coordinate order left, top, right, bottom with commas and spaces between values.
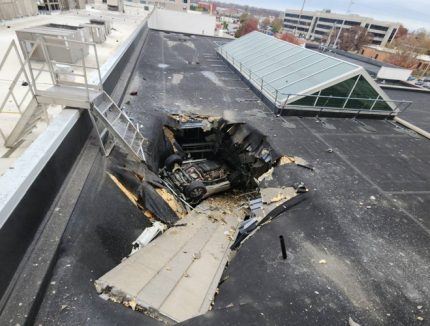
161, 157, 231, 202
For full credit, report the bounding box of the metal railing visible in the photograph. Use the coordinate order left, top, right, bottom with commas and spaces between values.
275, 93, 413, 116
217, 47, 413, 116
20, 35, 103, 100
0, 40, 36, 143
0, 36, 103, 144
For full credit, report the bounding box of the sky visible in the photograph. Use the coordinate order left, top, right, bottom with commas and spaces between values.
225, 0, 430, 31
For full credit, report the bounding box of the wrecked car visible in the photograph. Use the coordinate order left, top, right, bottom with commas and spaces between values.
161, 156, 231, 202
157, 114, 281, 205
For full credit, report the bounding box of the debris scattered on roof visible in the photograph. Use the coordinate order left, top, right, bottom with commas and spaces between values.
349, 317, 361, 326
261, 187, 297, 205
130, 221, 167, 256
96, 112, 312, 322
95, 196, 247, 323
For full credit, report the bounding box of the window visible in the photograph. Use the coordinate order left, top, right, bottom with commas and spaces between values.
301, 15, 314, 20
292, 76, 391, 111
316, 24, 332, 30
388, 29, 397, 42
318, 18, 344, 24
284, 18, 299, 24
369, 24, 389, 31
344, 21, 361, 26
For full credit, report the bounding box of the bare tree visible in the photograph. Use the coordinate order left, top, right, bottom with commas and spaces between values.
260, 17, 271, 30
387, 33, 421, 68
395, 25, 408, 40
235, 15, 259, 38
337, 26, 373, 52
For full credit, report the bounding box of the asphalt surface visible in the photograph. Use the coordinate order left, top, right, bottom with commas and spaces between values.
387, 88, 430, 132
34, 31, 430, 325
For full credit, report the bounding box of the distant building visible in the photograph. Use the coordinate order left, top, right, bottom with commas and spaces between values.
361, 45, 430, 74
140, 0, 189, 11
197, 1, 215, 14
283, 9, 400, 47
216, 6, 242, 18
0, 0, 37, 19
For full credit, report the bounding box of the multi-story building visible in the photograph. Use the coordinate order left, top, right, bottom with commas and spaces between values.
283, 9, 400, 47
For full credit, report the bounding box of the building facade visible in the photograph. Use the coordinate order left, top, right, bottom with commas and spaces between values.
138, 0, 189, 11
0, 0, 37, 20
361, 45, 430, 75
283, 9, 400, 47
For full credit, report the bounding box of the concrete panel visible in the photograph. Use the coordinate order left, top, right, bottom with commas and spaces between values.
149, 9, 216, 36
96, 197, 246, 322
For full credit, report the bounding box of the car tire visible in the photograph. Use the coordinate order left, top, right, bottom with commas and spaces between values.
184, 180, 207, 200
164, 153, 183, 171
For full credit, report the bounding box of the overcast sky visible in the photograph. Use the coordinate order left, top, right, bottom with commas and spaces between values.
225, 0, 430, 31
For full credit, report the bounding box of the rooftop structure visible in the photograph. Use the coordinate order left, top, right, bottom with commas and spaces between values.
0, 3, 152, 175
0, 0, 37, 20
218, 32, 410, 116
0, 7, 430, 326
135, 0, 190, 11
361, 45, 430, 76
284, 8, 401, 47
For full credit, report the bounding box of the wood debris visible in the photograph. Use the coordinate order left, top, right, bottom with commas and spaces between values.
277, 155, 296, 166
155, 188, 187, 218
261, 187, 297, 205
107, 173, 139, 206
163, 127, 177, 151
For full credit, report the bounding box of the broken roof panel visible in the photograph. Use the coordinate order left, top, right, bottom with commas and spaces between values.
218, 31, 403, 115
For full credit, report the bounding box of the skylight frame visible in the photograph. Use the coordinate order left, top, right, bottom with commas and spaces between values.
218, 31, 400, 115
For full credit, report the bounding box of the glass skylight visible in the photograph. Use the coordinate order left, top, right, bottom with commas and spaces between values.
218, 31, 396, 114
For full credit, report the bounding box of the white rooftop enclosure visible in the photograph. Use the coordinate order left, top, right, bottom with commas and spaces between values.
218, 32, 410, 115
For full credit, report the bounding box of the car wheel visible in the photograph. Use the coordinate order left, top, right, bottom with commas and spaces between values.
164, 153, 183, 171
184, 180, 207, 200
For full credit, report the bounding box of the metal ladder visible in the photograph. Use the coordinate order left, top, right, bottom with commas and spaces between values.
90, 91, 146, 162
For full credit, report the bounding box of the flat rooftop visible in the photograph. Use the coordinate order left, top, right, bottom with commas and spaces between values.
31, 30, 430, 324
